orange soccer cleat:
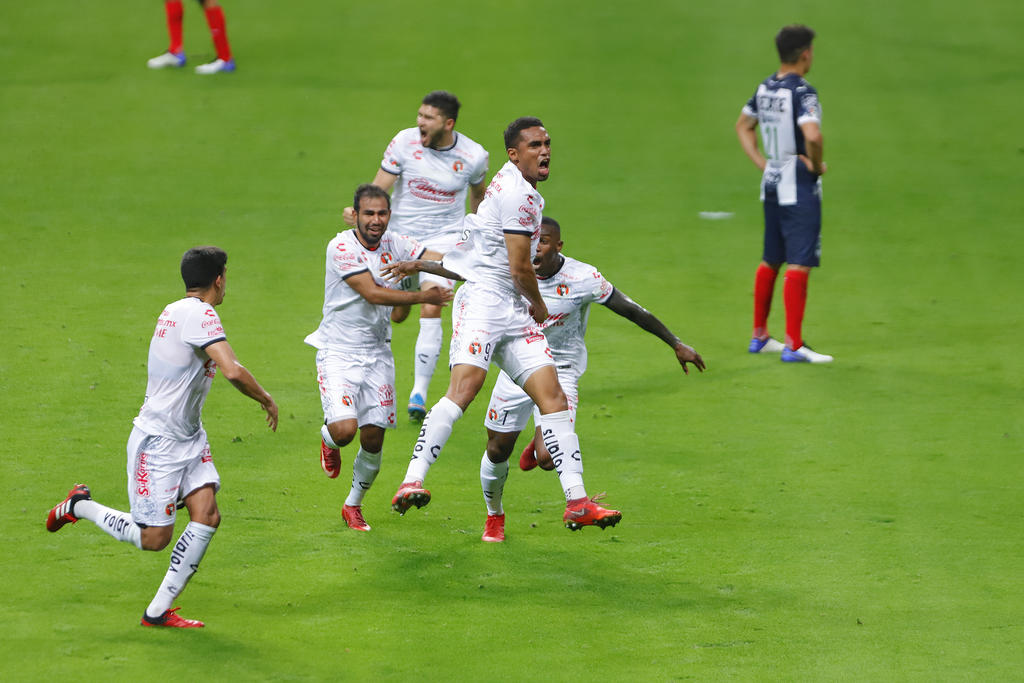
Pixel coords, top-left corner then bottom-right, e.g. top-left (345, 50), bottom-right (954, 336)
top-left (563, 493), bottom-right (622, 531)
top-left (46, 484), bottom-right (91, 532)
top-left (141, 607), bottom-right (204, 628)
top-left (391, 481), bottom-right (431, 515)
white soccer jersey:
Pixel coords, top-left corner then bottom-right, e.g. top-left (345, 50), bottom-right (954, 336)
top-left (741, 73), bottom-right (822, 205)
top-left (380, 128), bottom-right (489, 239)
top-left (443, 160), bottom-right (544, 296)
top-left (304, 229), bottom-right (426, 353)
top-left (133, 297), bottom-right (226, 441)
top-left (536, 255), bottom-right (614, 374)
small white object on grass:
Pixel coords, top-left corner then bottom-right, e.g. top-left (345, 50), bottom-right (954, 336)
top-left (698, 211), bottom-right (735, 220)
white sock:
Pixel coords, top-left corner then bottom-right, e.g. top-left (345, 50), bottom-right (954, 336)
top-left (75, 499), bottom-right (142, 549)
top-left (321, 424), bottom-right (340, 449)
top-left (404, 396), bottom-right (463, 483)
top-left (411, 318), bottom-right (443, 399)
top-left (345, 448), bottom-right (382, 507)
top-left (538, 410), bottom-right (587, 502)
top-left (480, 454), bottom-right (508, 516)
top-left (144, 521), bottom-right (216, 619)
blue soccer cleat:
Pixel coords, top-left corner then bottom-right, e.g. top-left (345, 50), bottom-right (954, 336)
top-left (781, 344), bottom-right (834, 363)
top-left (749, 336), bottom-right (785, 353)
top-left (407, 392), bottom-right (426, 421)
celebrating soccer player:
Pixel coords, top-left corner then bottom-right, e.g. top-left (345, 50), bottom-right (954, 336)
top-left (46, 247), bottom-right (278, 628)
top-left (305, 184), bottom-right (451, 531)
top-left (342, 91), bottom-right (489, 421)
top-left (736, 24), bottom-right (833, 363)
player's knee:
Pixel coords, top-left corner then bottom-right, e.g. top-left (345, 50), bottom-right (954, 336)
top-left (359, 429), bottom-right (385, 454)
top-left (327, 420), bottom-right (357, 447)
top-left (391, 305), bottom-right (411, 323)
top-left (140, 526), bottom-right (172, 551)
top-left (486, 434), bottom-right (515, 462)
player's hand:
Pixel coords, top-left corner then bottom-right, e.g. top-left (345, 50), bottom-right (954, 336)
top-left (422, 287), bottom-right (453, 306)
top-left (799, 155), bottom-right (827, 176)
top-left (674, 343), bottom-right (705, 375)
top-left (381, 260), bottom-right (416, 282)
top-left (529, 301), bottom-right (549, 324)
top-left (342, 206), bottom-right (357, 227)
top-left (262, 396), bottom-right (279, 432)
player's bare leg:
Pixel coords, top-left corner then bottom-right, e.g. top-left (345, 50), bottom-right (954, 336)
top-left (393, 364), bottom-right (486, 514)
top-left (523, 366), bottom-right (621, 531)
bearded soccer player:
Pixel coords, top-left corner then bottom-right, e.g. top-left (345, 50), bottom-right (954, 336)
top-left (147, 0), bottom-right (236, 74)
top-left (306, 184), bottom-right (451, 531)
top-left (736, 24), bottom-right (833, 363)
top-left (484, 217), bottom-right (704, 484)
top-left (343, 91), bottom-right (489, 421)
top-left (46, 247), bottom-right (278, 627)
top-left (387, 117), bottom-right (622, 542)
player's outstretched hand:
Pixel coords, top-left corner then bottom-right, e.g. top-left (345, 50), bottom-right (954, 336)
top-left (674, 343), bottom-right (705, 375)
top-left (381, 260), bottom-right (417, 283)
top-left (423, 287), bottom-right (453, 306)
top-left (262, 396), bottom-right (279, 432)
top-left (342, 206), bottom-right (358, 227)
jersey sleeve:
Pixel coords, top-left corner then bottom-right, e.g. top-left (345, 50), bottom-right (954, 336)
top-left (183, 304), bottom-right (226, 349)
top-left (380, 132), bottom-right (404, 176)
top-left (741, 87), bottom-right (759, 117)
top-left (587, 269), bottom-right (615, 304)
top-left (499, 188), bottom-right (540, 235)
top-left (470, 149), bottom-right (489, 186)
top-left (331, 237), bottom-right (369, 280)
top-left (394, 232), bottom-right (427, 261)
top-left (795, 85), bottom-right (821, 126)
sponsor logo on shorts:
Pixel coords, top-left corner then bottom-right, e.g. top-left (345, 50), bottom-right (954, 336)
top-left (556, 283), bottom-right (570, 296)
top-left (136, 452), bottom-right (151, 497)
top-left (525, 333), bottom-right (545, 344)
top-left (468, 341), bottom-right (482, 355)
top-left (201, 445), bottom-right (212, 464)
top-left (488, 408), bottom-right (498, 421)
top-left (378, 385), bottom-right (395, 408)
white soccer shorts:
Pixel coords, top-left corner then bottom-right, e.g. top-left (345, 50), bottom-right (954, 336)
top-left (484, 367), bottom-right (579, 433)
top-left (126, 425), bottom-right (221, 528)
top-left (316, 348), bottom-right (398, 429)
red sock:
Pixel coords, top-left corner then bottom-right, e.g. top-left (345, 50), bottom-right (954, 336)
top-left (753, 263), bottom-right (778, 338)
top-left (783, 269), bottom-right (809, 350)
top-left (165, 1), bottom-right (184, 54)
top-left (204, 6), bottom-right (232, 61)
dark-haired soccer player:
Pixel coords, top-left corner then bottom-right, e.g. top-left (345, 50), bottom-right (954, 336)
top-left (46, 246), bottom-right (278, 628)
top-left (343, 91), bottom-right (489, 421)
top-left (147, 0), bottom-right (236, 74)
top-left (306, 184), bottom-right (451, 531)
top-left (388, 118), bottom-right (622, 542)
top-left (736, 24), bottom-right (833, 363)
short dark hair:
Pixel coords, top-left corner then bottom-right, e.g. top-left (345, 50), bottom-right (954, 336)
top-left (353, 183), bottom-right (391, 212)
top-left (504, 117), bottom-right (545, 150)
top-left (181, 246), bottom-right (227, 290)
top-left (776, 25), bottom-right (815, 63)
top-left (540, 216), bottom-right (561, 237)
top-left (422, 90), bottom-right (461, 122)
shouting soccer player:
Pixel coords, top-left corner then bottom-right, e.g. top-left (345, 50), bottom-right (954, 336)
top-left (736, 24), bottom-right (833, 363)
top-left (343, 91), bottom-right (489, 421)
top-left (46, 247), bottom-right (278, 627)
top-left (306, 184), bottom-right (451, 531)
top-left (387, 117), bottom-right (622, 542)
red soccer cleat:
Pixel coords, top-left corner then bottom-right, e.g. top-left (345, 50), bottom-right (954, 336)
top-left (46, 484), bottom-right (91, 532)
top-left (518, 439), bottom-right (538, 471)
top-left (140, 607), bottom-right (204, 628)
top-left (321, 439), bottom-right (341, 479)
top-left (342, 504), bottom-right (371, 531)
top-left (391, 480), bottom-right (431, 515)
top-left (482, 513), bottom-right (505, 543)
top-left (563, 493), bottom-right (622, 531)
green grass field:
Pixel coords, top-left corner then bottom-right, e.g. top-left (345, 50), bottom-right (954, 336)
top-left (2, 0), bottom-right (1022, 679)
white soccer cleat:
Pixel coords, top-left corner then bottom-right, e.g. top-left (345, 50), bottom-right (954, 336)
top-left (781, 345), bottom-right (834, 363)
top-left (147, 51), bottom-right (186, 69)
top-left (194, 58), bottom-right (236, 75)
top-left (749, 336), bottom-right (785, 354)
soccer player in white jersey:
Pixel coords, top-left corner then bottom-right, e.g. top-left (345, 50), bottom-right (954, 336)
top-left (306, 184), bottom-right (452, 531)
top-left (736, 24), bottom-right (833, 363)
top-left (386, 117), bottom-right (622, 542)
top-left (45, 247), bottom-right (278, 628)
top-left (484, 216), bottom-right (704, 480)
top-left (342, 91), bottom-right (489, 421)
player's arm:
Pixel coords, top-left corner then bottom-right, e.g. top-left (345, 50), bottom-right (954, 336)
top-left (735, 112), bottom-right (766, 172)
top-left (602, 289), bottom-right (706, 374)
top-left (799, 121), bottom-right (826, 175)
top-left (469, 180), bottom-right (487, 213)
top-left (381, 258), bottom-right (464, 283)
top-left (345, 270), bottom-right (452, 307)
top-left (504, 232), bottom-right (547, 324)
top-left (204, 340), bottom-right (279, 430)
top-left (343, 170), bottom-right (401, 227)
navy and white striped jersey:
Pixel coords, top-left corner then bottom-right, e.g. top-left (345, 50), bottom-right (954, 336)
top-left (742, 73), bottom-right (822, 205)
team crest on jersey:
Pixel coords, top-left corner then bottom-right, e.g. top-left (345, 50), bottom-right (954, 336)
top-left (165, 503), bottom-right (175, 516)
top-left (488, 408), bottom-right (498, 421)
top-left (468, 341), bottom-right (482, 355)
top-left (556, 283), bottom-right (570, 296)
top-left (380, 252), bottom-right (394, 265)
top-left (452, 160), bottom-right (464, 172)
top-left (378, 385), bottom-right (395, 408)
